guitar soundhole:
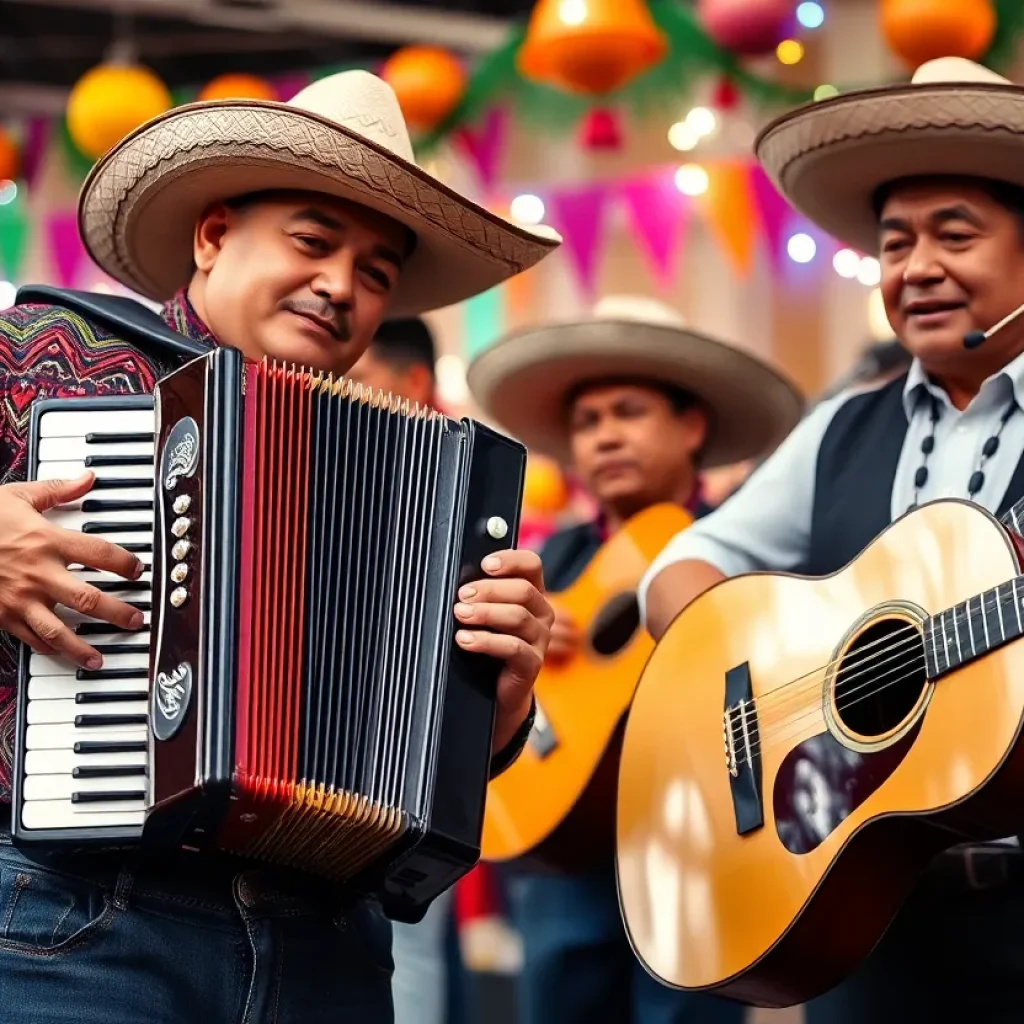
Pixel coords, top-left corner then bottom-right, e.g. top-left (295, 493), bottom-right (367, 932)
top-left (590, 592), bottom-right (641, 656)
top-left (833, 617), bottom-right (926, 740)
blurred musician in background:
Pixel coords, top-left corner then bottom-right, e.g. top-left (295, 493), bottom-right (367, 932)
top-left (0, 70), bottom-right (560, 1022)
top-left (466, 295), bottom-right (802, 1024)
top-left (349, 316), bottom-right (438, 412)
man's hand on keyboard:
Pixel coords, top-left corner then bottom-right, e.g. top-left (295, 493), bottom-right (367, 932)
top-left (0, 473), bottom-right (146, 668)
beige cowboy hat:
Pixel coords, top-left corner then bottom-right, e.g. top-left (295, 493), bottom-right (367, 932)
top-left (77, 70), bottom-right (561, 317)
top-left (756, 56), bottom-right (1024, 255)
top-left (465, 295), bottom-right (804, 468)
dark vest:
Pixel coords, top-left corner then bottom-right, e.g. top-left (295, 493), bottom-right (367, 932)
top-left (804, 373), bottom-right (1024, 577)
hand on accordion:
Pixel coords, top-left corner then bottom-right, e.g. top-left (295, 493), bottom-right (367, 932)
top-left (453, 547), bottom-right (553, 755)
top-left (0, 473), bottom-right (146, 669)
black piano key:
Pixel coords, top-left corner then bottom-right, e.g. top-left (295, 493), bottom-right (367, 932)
top-left (89, 581), bottom-right (151, 593)
top-left (74, 713), bottom-right (148, 728)
top-left (82, 499), bottom-right (154, 513)
top-left (82, 521), bottom-right (151, 534)
top-left (118, 542), bottom-right (152, 553)
top-left (89, 644), bottom-right (150, 655)
top-left (75, 691), bottom-right (148, 704)
top-left (74, 740), bottom-right (147, 754)
top-left (85, 432), bottom-right (155, 444)
top-left (76, 668), bottom-right (149, 682)
top-left (71, 789), bottom-right (146, 804)
top-left (73, 765), bottom-right (147, 779)
top-left (75, 623), bottom-right (149, 637)
top-left (85, 455), bottom-right (154, 467)
top-left (88, 478), bottom-right (154, 491)
top-left (128, 601), bottom-right (152, 612)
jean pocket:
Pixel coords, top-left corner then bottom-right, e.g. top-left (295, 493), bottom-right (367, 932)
top-left (337, 899), bottom-right (394, 976)
top-left (0, 848), bottom-right (116, 957)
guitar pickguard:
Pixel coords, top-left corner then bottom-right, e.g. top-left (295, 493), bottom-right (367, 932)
top-left (773, 721), bottom-right (921, 855)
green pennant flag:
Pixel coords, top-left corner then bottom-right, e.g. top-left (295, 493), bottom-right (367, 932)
top-left (462, 284), bottom-right (506, 360)
top-left (0, 202), bottom-right (30, 281)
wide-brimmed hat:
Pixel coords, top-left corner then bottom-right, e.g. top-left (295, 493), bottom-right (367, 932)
top-left (465, 295), bottom-right (804, 468)
top-left (77, 70), bottom-right (561, 317)
top-left (756, 57), bottom-right (1024, 255)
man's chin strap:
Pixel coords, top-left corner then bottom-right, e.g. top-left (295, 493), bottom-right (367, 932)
top-left (15, 285), bottom-right (209, 361)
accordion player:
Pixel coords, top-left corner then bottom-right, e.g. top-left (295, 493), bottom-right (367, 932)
top-left (11, 345), bottom-right (527, 923)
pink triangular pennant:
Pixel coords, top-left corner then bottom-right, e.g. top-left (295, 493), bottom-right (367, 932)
top-left (272, 72), bottom-right (311, 102)
top-left (46, 211), bottom-right (87, 288)
top-left (619, 171), bottom-right (691, 292)
top-left (454, 108), bottom-right (508, 195)
top-left (548, 184), bottom-right (611, 298)
top-left (749, 165), bottom-right (792, 270)
top-left (20, 118), bottom-right (50, 188)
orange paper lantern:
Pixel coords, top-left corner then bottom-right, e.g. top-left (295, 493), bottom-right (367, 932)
top-left (198, 73), bottom-right (277, 102)
top-left (880, 0), bottom-right (996, 69)
top-left (523, 455), bottom-right (570, 516)
top-left (380, 46), bottom-right (466, 134)
top-left (0, 128), bottom-right (18, 182)
top-left (517, 0), bottom-right (668, 96)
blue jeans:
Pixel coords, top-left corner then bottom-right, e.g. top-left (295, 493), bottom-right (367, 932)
top-left (390, 884), bottom-right (453, 1024)
top-left (0, 828), bottom-right (394, 1023)
top-left (506, 868), bottom-right (747, 1024)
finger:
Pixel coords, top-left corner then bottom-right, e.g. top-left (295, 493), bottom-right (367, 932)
top-left (12, 473), bottom-right (95, 513)
top-left (456, 630), bottom-right (542, 680)
top-left (477, 549), bottom-right (545, 589)
top-left (1, 618), bottom-right (57, 657)
top-left (23, 604), bottom-right (103, 670)
top-left (456, 578), bottom-right (551, 623)
top-left (49, 575), bottom-right (145, 633)
top-left (454, 601), bottom-right (543, 643)
top-left (61, 532), bottom-right (145, 580)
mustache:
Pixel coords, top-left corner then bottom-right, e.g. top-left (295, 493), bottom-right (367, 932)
top-left (282, 298), bottom-right (351, 342)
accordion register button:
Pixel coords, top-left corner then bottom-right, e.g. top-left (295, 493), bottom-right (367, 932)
top-left (171, 517), bottom-right (191, 538)
top-left (171, 539), bottom-right (191, 561)
top-left (170, 587), bottom-right (189, 608)
top-left (170, 563), bottom-right (189, 584)
top-left (486, 516), bottom-right (509, 541)
top-left (172, 494), bottom-right (191, 515)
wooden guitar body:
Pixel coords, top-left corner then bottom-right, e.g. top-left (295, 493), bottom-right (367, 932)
top-left (616, 499), bottom-right (1024, 1007)
top-left (482, 503), bottom-right (692, 871)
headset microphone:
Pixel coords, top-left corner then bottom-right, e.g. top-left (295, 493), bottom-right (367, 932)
top-left (963, 299), bottom-right (1024, 349)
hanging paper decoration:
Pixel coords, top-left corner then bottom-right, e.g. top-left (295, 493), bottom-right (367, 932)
top-left (380, 46), bottom-right (466, 134)
top-left (0, 128), bottom-right (18, 182)
top-left (46, 211), bottom-right (87, 288)
top-left (548, 184), bottom-right (611, 296)
top-left (620, 170), bottom-right (691, 291)
top-left (523, 455), bottom-right (570, 515)
top-left (748, 165), bottom-right (792, 269)
top-left (66, 63), bottom-right (172, 160)
top-left (696, 0), bottom-right (794, 56)
top-left (453, 108), bottom-right (508, 194)
top-left (517, 0), bottom-right (669, 96)
top-left (19, 119), bottom-right (50, 188)
top-left (711, 76), bottom-right (741, 112)
top-left (579, 108), bottom-right (623, 150)
top-left (880, 0), bottom-right (996, 68)
top-left (198, 73), bottom-right (277, 102)
top-left (693, 160), bottom-right (758, 278)
top-left (0, 201), bottom-right (30, 281)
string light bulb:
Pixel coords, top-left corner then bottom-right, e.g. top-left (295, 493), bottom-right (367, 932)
top-left (796, 1), bottom-right (825, 29)
top-left (675, 164), bottom-right (709, 196)
top-left (787, 233), bottom-right (817, 263)
top-left (776, 39), bottom-right (805, 65)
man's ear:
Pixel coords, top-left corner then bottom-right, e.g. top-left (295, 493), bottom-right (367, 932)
top-left (193, 202), bottom-right (232, 274)
top-left (680, 404), bottom-right (710, 459)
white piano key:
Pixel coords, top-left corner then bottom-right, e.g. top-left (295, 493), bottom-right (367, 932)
top-left (21, 801), bottom-right (146, 831)
top-left (26, 723), bottom-right (147, 750)
top-left (38, 438), bottom-right (153, 463)
top-left (54, 607), bottom-right (151, 629)
top-left (72, 569), bottom-right (152, 584)
top-left (27, 699), bottom-right (148, 725)
top-left (24, 773), bottom-right (147, 801)
top-left (30, 652), bottom-right (150, 677)
top-left (43, 489), bottom-right (156, 511)
top-left (68, 552), bottom-right (153, 570)
top-left (37, 461), bottom-right (156, 480)
top-left (24, 748), bottom-right (148, 775)
top-left (28, 676), bottom-right (150, 700)
top-left (46, 508), bottom-right (154, 531)
top-left (38, 409), bottom-right (155, 437)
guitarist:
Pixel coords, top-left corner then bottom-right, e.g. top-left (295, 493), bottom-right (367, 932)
top-left (466, 294), bottom-right (802, 1024)
top-left (641, 57), bottom-right (1024, 1024)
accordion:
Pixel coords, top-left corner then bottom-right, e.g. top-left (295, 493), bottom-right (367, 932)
top-left (12, 346), bottom-right (526, 921)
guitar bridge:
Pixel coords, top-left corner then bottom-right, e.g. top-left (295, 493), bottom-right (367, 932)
top-left (724, 662), bottom-right (763, 835)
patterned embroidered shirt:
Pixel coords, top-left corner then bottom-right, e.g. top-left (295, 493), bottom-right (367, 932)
top-left (0, 289), bottom-right (213, 802)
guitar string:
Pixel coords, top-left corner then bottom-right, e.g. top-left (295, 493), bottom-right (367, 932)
top-left (725, 582), bottom-right (1019, 718)
top-left (723, 585), bottom-right (1019, 760)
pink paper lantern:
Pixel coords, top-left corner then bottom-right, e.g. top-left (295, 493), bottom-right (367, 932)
top-left (697, 0), bottom-right (794, 55)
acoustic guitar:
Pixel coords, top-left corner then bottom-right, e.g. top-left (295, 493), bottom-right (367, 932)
top-left (617, 498), bottom-right (1024, 1008)
top-left (482, 503), bottom-right (692, 872)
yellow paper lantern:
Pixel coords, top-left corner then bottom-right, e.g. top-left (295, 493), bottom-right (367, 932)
top-left (0, 128), bottom-right (18, 182)
top-left (517, 0), bottom-right (668, 96)
top-left (880, 0), bottom-right (996, 69)
top-left (67, 63), bottom-right (172, 160)
top-left (380, 46), bottom-right (466, 134)
top-left (523, 454), bottom-right (570, 516)
top-left (198, 73), bottom-right (278, 102)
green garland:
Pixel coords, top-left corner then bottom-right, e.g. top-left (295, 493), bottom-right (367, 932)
top-left (418, 0), bottom-right (1024, 152)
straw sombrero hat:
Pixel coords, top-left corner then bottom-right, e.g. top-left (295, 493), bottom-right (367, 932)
top-left (465, 295), bottom-right (804, 468)
top-left (756, 57), bottom-right (1024, 255)
top-left (77, 70), bottom-right (561, 317)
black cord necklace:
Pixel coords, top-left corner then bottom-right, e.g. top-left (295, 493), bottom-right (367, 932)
top-left (908, 394), bottom-right (1019, 513)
